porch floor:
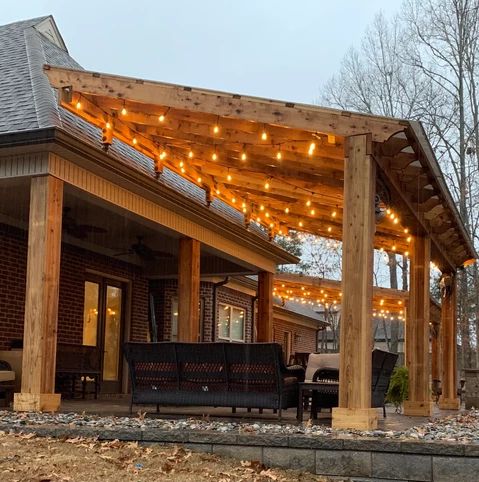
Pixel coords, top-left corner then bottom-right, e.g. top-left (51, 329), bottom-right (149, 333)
top-left (58, 396), bottom-right (459, 432)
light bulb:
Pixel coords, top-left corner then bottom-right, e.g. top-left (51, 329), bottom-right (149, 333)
top-left (404, 228), bottom-right (409, 234)
top-left (132, 137), bottom-right (138, 145)
top-left (241, 152), bottom-right (247, 161)
top-left (232, 197), bottom-right (236, 203)
top-left (159, 114), bottom-right (165, 122)
top-left (105, 122), bottom-right (111, 129)
top-left (310, 209), bottom-right (315, 215)
top-left (121, 107), bottom-right (127, 116)
top-left (260, 205), bottom-right (265, 211)
top-left (332, 211), bottom-right (337, 218)
top-left (308, 142), bottom-right (316, 155)
top-left (227, 173), bottom-right (232, 181)
top-left (181, 167), bottom-right (185, 173)
top-left (179, 161), bottom-right (184, 168)
top-left (212, 152), bottom-right (218, 161)
top-left (76, 101), bottom-right (82, 110)
top-left (160, 151), bottom-right (167, 159)
top-left (197, 177), bottom-right (202, 183)
top-left (407, 236), bottom-right (412, 242)
top-left (213, 125), bottom-right (220, 134)
top-left (298, 221), bottom-right (303, 227)
top-left (327, 226), bottom-right (332, 233)
top-left (284, 207), bottom-right (290, 214)
top-left (261, 131), bottom-right (268, 141)
top-left (264, 181), bottom-right (270, 190)
top-left (306, 199), bottom-right (311, 207)
top-left (216, 189), bottom-right (221, 195)
top-left (276, 151), bottom-right (282, 160)
top-left (188, 150), bottom-right (194, 158)
top-left (392, 245), bottom-right (397, 251)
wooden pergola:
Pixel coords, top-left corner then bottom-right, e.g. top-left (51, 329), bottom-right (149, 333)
top-left (40, 65), bottom-right (475, 429)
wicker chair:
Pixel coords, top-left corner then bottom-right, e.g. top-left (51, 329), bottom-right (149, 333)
top-left (308, 349), bottom-right (398, 418)
top-left (123, 342), bottom-right (305, 417)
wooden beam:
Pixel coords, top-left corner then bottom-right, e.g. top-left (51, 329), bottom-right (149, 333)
top-left (14, 176), bottom-right (63, 412)
top-left (404, 235), bottom-right (433, 416)
top-left (177, 237), bottom-right (201, 342)
top-left (332, 134), bottom-right (378, 430)
top-left (44, 65), bottom-right (406, 141)
top-left (439, 273), bottom-right (460, 409)
top-left (257, 271), bottom-right (274, 342)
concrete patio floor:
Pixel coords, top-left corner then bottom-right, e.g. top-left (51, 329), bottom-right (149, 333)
top-left (58, 396), bottom-right (461, 432)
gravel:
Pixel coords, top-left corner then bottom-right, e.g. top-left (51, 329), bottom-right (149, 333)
top-left (0, 409), bottom-right (478, 444)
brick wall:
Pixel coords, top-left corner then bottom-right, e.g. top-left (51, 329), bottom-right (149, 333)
top-left (0, 223), bottom-right (149, 350)
top-left (273, 317), bottom-right (317, 360)
top-left (150, 280), bottom-right (253, 342)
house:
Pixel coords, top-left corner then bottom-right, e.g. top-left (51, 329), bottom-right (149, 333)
top-left (0, 16), bottom-right (323, 403)
top-left (1, 15), bottom-right (474, 429)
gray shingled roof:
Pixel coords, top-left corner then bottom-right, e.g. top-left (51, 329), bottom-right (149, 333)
top-left (0, 16), bottom-right (257, 230)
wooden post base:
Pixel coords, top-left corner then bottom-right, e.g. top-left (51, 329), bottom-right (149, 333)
top-left (13, 393), bottom-right (61, 412)
top-left (403, 400), bottom-right (433, 417)
top-left (438, 397), bottom-right (461, 410)
top-left (331, 407), bottom-right (378, 430)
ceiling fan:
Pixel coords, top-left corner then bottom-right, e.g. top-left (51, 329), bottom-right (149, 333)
top-left (114, 236), bottom-right (173, 261)
top-left (62, 207), bottom-right (107, 239)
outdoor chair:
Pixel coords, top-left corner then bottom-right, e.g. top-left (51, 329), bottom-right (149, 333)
top-left (305, 349), bottom-right (398, 418)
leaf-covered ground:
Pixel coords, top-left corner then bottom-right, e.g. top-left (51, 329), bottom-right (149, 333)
top-left (0, 432), bottom-right (332, 481)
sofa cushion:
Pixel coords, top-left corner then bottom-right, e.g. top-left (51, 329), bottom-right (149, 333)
top-left (305, 353), bottom-right (339, 381)
top-left (0, 371), bottom-right (15, 382)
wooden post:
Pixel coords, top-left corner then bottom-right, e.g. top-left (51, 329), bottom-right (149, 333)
top-left (14, 176), bottom-right (63, 412)
top-left (439, 273), bottom-right (460, 409)
top-left (332, 134), bottom-right (378, 431)
top-left (404, 235), bottom-right (433, 416)
top-left (431, 319), bottom-right (441, 400)
top-left (256, 271), bottom-right (273, 342)
top-left (177, 237), bottom-right (200, 342)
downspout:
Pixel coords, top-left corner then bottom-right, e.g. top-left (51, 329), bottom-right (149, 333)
top-left (212, 277), bottom-right (229, 342)
top-left (251, 295), bottom-right (258, 342)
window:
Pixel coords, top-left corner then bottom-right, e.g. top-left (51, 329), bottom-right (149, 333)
top-left (83, 281), bottom-right (99, 346)
top-left (218, 303), bottom-right (245, 342)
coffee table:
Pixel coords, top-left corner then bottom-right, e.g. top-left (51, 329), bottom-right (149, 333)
top-left (296, 380), bottom-right (339, 421)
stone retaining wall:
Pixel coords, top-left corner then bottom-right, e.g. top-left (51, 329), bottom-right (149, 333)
top-left (1, 423), bottom-right (478, 481)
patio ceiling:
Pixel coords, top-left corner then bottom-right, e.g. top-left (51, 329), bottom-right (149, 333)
top-left (44, 65), bottom-right (476, 272)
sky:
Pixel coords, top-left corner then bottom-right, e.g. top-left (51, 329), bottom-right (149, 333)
top-left (2, 0), bottom-right (403, 104)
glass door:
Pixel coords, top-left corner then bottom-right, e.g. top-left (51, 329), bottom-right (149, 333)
top-left (82, 277), bottom-right (125, 393)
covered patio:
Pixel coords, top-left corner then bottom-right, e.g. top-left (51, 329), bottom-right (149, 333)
top-left (11, 63), bottom-right (474, 430)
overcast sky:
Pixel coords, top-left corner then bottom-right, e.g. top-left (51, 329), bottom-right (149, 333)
top-left (3, 1), bottom-right (402, 103)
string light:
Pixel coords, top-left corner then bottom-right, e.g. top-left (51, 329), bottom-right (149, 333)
top-left (227, 171), bottom-right (232, 182)
top-left (264, 179), bottom-right (270, 190)
top-left (132, 137), bottom-right (138, 145)
top-left (260, 205), bottom-right (265, 211)
top-left (179, 161), bottom-right (184, 168)
top-left (121, 106), bottom-right (127, 116)
top-left (310, 209), bottom-right (315, 215)
top-left (76, 101), bottom-right (82, 110)
top-left (105, 121), bottom-right (111, 129)
top-left (261, 129), bottom-right (268, 141)
top-left (212, 151), bottom-right (218, 161)
top-left (188, 150), bottom-right (194, 158)
top-left (276, 150), bottom-right (282, 160)
top-left (284, 207), bottom-right (290, 214)
top-left (298, 220), bottom-right (303, 227)
top-left (160, 150), bottom-right (167, 160)
top-left (232, 197), bottom-right (236, 203)
top-left (241, 150), bottom-right (247, 161)
top-left (159, 114), bottom-right (165, 122)
top-left (197, 176), bottom-right (202, 183)
top-left (306, 199), bottom-right (312, 207)
top-left (327, 226), bottom-right (332, 233)
top-left (332, 211), bottom-right (337, 218)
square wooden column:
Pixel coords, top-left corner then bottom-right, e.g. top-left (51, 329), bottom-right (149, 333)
top-left (14, 176), bottom-right (63, 412)
top-left (404, 235), bottom-right (433, 416)
top-left (439, 273), bottom-right (460, 409)
top-left (332, 133), bottom-right (378, 431)
top-left (178, 237), bottom-right (201, 342)
top-left (256, 271), bottom-right (273, 342)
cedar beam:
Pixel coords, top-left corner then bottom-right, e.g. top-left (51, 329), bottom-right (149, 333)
top-left (438, 273), bottom-right (460, 409)
top-left (257, 271), bottom-right (274, 342)
top-left (178, 237), bottom-right (201, 342)
top-left (14, 176), bottom-right (63, 412)
top-left (404, 235), bottom-right (433, 416)
top-left (332, 134), bottom-right (378, 430)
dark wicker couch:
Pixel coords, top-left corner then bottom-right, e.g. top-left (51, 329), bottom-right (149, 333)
top-left (123, 342), bottom-right (305, 417)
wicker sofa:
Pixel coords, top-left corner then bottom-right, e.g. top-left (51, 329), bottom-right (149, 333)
top-left (123, 342), bottom-right (305, 416)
